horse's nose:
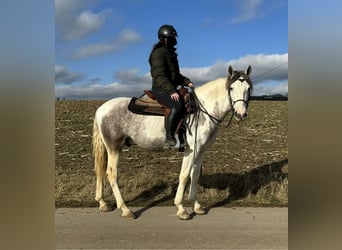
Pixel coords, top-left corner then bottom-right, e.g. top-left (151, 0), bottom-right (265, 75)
top-left (234, 110), bottom-right (248, 120)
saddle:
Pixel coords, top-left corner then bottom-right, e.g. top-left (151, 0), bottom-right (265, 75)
top-left (128, 87), bottom-right (195, 117)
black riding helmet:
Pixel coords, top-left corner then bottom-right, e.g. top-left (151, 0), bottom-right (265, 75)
top-left (158, 24), bottom-right (178, 39)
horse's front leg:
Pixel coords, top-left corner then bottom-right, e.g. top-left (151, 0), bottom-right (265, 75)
top-left (188, 152), bottom-right (207, 215)
top-left (174, 149), bottom-right (194, 220)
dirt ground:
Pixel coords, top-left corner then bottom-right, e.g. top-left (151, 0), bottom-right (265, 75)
top-left (56, 207), bottom-right (288, 249)
top-left (55, 100), bottom-right (288, 208)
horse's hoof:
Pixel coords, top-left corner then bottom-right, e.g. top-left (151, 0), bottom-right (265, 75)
top-left (122, 211), bottom-right (136, 220)
top-left (177, 211), bottom-right (191, 220)
top-left (99, 204), bottom-right (112, 212)
top-left (194, 207), bottom-right (207, 215)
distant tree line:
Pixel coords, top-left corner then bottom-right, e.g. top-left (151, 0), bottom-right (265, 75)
top-left (250, 94), bottom-right (288, 101)
top-left (55, 94), bottom-right (288, 101)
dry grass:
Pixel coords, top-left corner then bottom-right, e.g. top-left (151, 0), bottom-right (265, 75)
top-left (55, 100), bottom-right (288, 208)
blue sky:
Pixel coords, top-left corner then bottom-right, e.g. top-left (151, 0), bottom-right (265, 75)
top-left (55, 0), bottom-right (288, 99)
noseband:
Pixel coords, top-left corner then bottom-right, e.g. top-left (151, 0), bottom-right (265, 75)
top-left (231, 98), bottom-right (249, 108)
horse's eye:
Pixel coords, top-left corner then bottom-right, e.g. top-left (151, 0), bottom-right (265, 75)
top-left (229, 87), bottom-right (233, 91)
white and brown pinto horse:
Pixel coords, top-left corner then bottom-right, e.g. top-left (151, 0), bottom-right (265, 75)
top-left (92, 65), bottom-right (252, 220)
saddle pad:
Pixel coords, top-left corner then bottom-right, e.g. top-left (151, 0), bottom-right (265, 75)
top-left (128, 97), bottom-right (166, 116)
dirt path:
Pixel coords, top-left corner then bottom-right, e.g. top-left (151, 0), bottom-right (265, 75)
top-left (56, 206), bottom-right (288, 249)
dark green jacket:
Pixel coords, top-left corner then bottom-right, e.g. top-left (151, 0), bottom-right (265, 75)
top-left (149, 45), bottom-right (191, 95)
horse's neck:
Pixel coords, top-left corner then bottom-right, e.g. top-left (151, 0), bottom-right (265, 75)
top-left (195, 78), bottom-right (231, 121)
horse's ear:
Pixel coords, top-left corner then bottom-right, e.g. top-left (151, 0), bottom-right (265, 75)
top-left (228, 65), bottom-right (233, 76)
top-left (246, 65), bottom-right (252, 75)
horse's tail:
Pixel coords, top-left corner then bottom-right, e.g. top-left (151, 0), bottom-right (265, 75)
top-left (92, 117), bottom-right (107, 181)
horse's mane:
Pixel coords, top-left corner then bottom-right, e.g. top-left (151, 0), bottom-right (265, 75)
top-left (194, 77), bottom-right (227, 100)
top-left (194, 71), bottom-right (253, 99)
top-left (195, 77), bottom-right (226, 92)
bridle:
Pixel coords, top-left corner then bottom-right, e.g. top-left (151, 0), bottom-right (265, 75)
top-left (225, 75), bottom-right (252, 127)
top-left (229, 87), bottom-right (251, 109)
top-left (189, 78), bottom-right (251, 129)
top-left (225, 93), bottom-right (250, 128)
top-left (186, 69), bottom-right (252, 130)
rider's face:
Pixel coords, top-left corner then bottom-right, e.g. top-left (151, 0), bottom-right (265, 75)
top-left (167, 37), bottom-right (177, 48)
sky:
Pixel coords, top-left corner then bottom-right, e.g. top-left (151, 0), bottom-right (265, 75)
top-left (55, 0), bottom-right (288, 100)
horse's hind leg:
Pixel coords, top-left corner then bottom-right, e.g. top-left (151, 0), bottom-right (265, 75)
top-left (106, 149), bottom-right (135, 219)
top-left (94, 140), bottom-right (111, 212)
top-left (95, 174), bottom-right (111, 212)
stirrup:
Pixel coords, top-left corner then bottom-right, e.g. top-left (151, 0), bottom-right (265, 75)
top-left (164, 138), bottom-right (177, 149)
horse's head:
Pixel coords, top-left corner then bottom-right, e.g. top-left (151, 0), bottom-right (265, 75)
top-left (226, 65), bottom-right (253, 121)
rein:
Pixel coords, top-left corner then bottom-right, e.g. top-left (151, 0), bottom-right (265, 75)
top-left (190, 90), bottom-right (245, 129)
top-left (224, 98), bottom-right (250, 128)
top-left (192, 92), bottom-right (223, 125)
top-left (184, 90), bottom-right (234, 174)
top-left (185, 86), bottom-right (250, 138)
top-left (183, 76), bottom-right (250, 174)
top-left (184, 90), bottom-right (234, 144)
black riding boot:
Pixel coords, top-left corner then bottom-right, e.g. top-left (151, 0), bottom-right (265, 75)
top-left (178, 122), bottom-right (189, 150)
top-left (164, 108), bottom-right (177, 149)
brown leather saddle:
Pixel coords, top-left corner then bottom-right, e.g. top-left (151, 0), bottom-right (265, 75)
top-left (128, 87), bottom-right (194, 117)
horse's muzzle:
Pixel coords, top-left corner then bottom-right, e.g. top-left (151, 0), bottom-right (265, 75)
top-left (234, 109), bottom-right (248, 121)
top-left (232, 99), bottom-right (249, 121)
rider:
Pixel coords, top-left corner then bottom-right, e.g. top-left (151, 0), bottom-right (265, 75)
top-left (149, 24), bottom-right (194, 148)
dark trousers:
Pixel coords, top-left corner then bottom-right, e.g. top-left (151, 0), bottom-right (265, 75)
top-left (152, 87), bottom-right (183, 136)
top-left (151, 87), bottom-right (183, 114)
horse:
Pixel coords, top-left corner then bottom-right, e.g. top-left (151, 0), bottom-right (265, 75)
top-left (92, 65), bottom-right (253, 220)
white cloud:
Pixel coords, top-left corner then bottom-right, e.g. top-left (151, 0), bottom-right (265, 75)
top-left (72, 29), bottom-right (142, 59)
top-left (55, 53), bottom-right (288, 99)
top-left (271, 81), bottom-right (288, 95)
top-left (203, 0), bottom-right (286, 26)
top-left (227, 53), bottom-right (288, 82)
top-left (182, 53), bottom-right (288, 85)
top-left (55, 65), bottom-right (84, 84)
top-left (114, 68), bottom-right (148, 85)
top-left (230, 0), bottom-right (264, 24)
top-left (55, 0), bottom-right (106, 41)
top-left (55, 80), bottom-right (151, 100)
top-left (253, 80), bottom-right (288, 96)
top-left (55, 67), bottom-right (152, 99)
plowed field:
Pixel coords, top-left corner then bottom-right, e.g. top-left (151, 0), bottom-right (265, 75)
top-left (55, 100), bottom-right (288, 208)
